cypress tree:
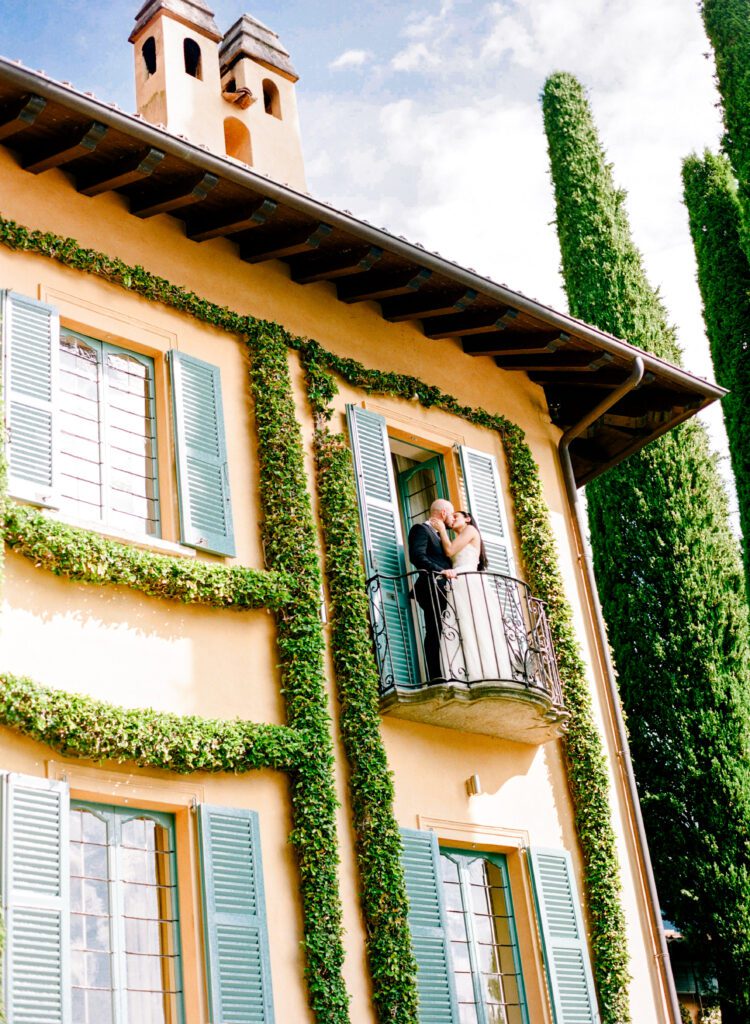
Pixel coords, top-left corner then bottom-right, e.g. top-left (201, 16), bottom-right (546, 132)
top-left (701, 0), bottom-right (750, 263)
top-left (682, 151), bottom-right (750, 594)
top-left (543, 72), bottom-right (750, 1022)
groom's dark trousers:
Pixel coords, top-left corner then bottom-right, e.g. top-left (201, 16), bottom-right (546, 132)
top-left (408, 522), bottom-right (453, 682)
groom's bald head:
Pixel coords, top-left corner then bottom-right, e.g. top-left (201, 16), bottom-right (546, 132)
top-left (430, 499), bottom-right (454, 521)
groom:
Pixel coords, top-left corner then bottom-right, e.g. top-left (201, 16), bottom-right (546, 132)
top-left (408, 499), bottom-right (457, 682)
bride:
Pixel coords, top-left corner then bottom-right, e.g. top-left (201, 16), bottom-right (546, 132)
top-left (434, 511), bottom-right (512, 682)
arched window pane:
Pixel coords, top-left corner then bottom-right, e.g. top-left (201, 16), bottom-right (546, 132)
top-left (440, 850), bottom-right (529, 1024)
top-left (70, 804), bottom-right (182, 1024)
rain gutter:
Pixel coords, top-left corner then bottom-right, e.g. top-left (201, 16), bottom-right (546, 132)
top-left (559, 356), bottom-right (681, 1024)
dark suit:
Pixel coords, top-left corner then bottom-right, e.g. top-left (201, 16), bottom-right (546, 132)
top-left (408, 522), bottom-right (452, 681)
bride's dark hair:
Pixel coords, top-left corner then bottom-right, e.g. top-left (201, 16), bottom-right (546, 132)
top-left (456, 511), bottom-right (489, 571)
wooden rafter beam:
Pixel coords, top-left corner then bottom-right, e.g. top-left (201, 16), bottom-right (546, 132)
top-left (380, 288), bottom-right (478, 322)
top-left (289, 245), bottom-right (384, 284)
top-left (463, 330), bottom-right (570, 356)
top-left (24, 121), bottom-right (108, 174)
top-left (496, 351), bottom-right (614, 372)
top-left (0, 94), bottom-right (46, 142)
top-left (77, 147), bottom-right (165, 197)
top-left (337, 268), bottom-right (432, 304)
top-left (422, 306), bottom-right (519, 339)
top-left (131, 172), bottom-right (219, 218)
top-left (240, 223), bottom-right (333, 263)
top-left (187, 198), bottom-right (278, 241)
top-left (531, 370), bottom-right (633, 387)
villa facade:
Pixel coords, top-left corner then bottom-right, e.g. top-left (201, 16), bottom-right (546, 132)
top-left (0, 3), bottom-right (722, 1022)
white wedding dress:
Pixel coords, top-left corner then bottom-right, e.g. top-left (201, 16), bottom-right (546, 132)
top-left (439, 545), bottom-right (513, 683)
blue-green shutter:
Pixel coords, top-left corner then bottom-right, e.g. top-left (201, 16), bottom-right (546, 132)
top-left (347, 404), bottom-right (420, 689)
top-left (0, 773), bottom-right (71, 1024)
top-left (528, 848), bottom-right (600, 1024)
top-left (459, 446), bottom-right (514, 576)
top-left (198, 805), bottom-right (274, 1024)
top-left (400, 828), bottom-right (459, 1023)
top-left (169, 351), bottom-right (235, 556)
top-left (1, 291), bottom-right (59, 506)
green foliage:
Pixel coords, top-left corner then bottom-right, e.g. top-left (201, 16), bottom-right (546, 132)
top-left (248, 327), bottom-right (350, 1022)
top-left (3, 502), bottom-right (290, 609)
top-left (682, 151), bottom-right (750, 596)
top-left (308, 416), bottom-right (420, 1023)
top-left (0, 671), bottom-right (304, 771)
top-left (300, 338), bottom-right (631, 1023)
top-left (0, 211), bottom-right (633, 1023)
top-left (701, 0), bottom-right (750, 266)
top-left (544, 71), bottom-right (750, 1021)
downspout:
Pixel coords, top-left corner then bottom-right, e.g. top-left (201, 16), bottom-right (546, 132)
top-left (558, 356), bottom-right (682, 1024)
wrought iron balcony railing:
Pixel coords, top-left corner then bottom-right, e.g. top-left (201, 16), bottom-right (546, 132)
top-left (366, 569), bottom-right (564, 708)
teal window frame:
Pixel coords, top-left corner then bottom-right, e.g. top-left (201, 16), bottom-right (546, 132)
top-left (70, 800), bottom-right (185, 1024)
top-left (59, 328), bottom-right (161, 537)
top-left (440, 846), bottom-right (530, 1024)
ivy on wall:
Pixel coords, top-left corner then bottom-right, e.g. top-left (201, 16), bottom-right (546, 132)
top-left (248, 325), bottom-right (350, 1021)
top-left (0, 671), bottom-right (304, 772)
top-left (4, 502), bottom-right (290, 609)
top-left (0, 213), bottom-right (630, 1021)
top-left (310, 421), bottom-right (420, 1022)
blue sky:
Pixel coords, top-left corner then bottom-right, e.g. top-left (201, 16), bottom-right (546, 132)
top-left (0, 0), bottom-right (735, 492)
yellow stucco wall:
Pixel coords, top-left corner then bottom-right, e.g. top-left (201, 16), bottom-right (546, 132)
top-left (0, 144), bottom-right (669, 1023)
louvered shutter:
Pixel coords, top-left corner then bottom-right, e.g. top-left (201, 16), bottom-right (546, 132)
top-left (459, 446), bottom-right (514, 576)
top-left (400, 828), bottom-right (458, 1024)
top-left (0, 773), bottom-right (71, 1024)
top-left (169, 351), bottom-right (235, 556)
top-left (528, 848), bottom-right (600, 1024)
top-left (346, 404), bottom-right (420, 689)
top-left (198, 805), bottom-right (274, 1024)
top-left (1, 291), bottom-right (59, 506)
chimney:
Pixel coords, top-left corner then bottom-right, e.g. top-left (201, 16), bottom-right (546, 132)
top-left (130, 3), bottom-right (306, 190)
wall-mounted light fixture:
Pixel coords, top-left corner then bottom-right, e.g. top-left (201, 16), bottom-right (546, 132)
top-left (466, 774), bottom-right (481, 796)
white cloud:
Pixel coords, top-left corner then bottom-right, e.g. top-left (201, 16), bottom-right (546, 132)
top-left (329, 49), bottom-right (371, 71)
top-left (391, 42), bottom-right (439, 72)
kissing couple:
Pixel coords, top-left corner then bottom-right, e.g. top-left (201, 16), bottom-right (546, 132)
top-left (408, 499), bottom-right (510, 684)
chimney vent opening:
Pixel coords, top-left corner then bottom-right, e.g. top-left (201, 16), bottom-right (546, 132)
top-left (224, 117), bottom-right (253, 165)
top-left (262, 79), bottom-right (281, 119)
top-left (142, 36), bottom-right (157, 75)
top-left (183, 38), bottom-right (202, 79)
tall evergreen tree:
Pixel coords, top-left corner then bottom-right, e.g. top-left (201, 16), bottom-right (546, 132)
top-left (701, 0), bottom-right (750, 264)
top-left (543, 72), bottom-right (750, 1022)
top-left (683, 151), bottom-right (750, 593)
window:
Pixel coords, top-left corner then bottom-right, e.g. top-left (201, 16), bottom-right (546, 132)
top-left (60, 331), bottom-right (159, 536)
top-left (0, 773), bottom-right (276, 1024)
top-left (440, 849), bottom-right (528, 1024)
top-left (2, 290), bottom-right (236, 556)
top-left (70, 803), bottom-right (182, 1024)
top-left (183, 38), bottom-right (202, 79)
top-left (401, 829), bottom-right (601, 1024)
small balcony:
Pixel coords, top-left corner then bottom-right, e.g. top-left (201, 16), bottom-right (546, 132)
top-left (366, 570), bottom-right (569, 744)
